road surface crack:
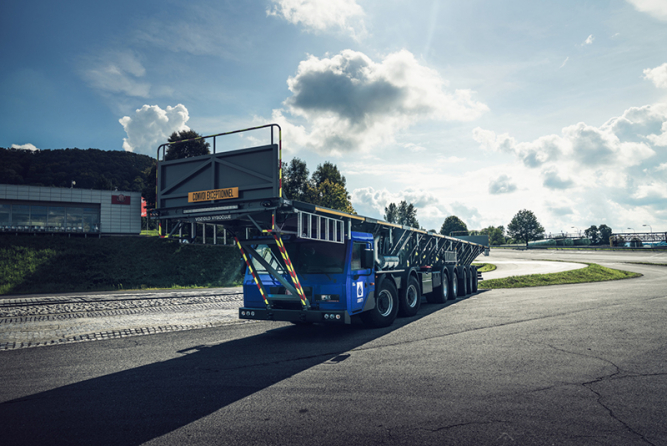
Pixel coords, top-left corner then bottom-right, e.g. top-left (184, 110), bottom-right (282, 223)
top-left (534, 343), bottom-right (657, 446)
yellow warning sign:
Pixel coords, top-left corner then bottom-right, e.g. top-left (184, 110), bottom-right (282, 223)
top-left (188, 187), bottom-right (239, 203)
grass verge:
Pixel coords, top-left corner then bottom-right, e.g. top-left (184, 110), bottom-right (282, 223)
top-left (479, 263), bottom-right (641, 289)
top-left (0, 235), bottom-right (243, 295)
top-left (472, 263), bottom-right (497, 273)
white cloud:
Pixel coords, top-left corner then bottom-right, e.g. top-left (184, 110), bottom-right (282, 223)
top-left (119, 104), bottom-right (190, 155)
top-left (488, 175), bottom-right (517, 194)
top-left (350, 185), bottom-right (483, 230)
top-left (582, 34), bottom-right (595, 46)
top-left (275, 49), bottom-right (488, 155)
top-left (559, 57), bottom-right (569, 68)
top-left (11, 143), bottom-right (39, 152)
top-left (472, 100), bottom-right (667, 231)
top-left (475, 104), bottom-right (665, 171)
top-left (626, 0), bottom-right (667, 21)
top-left (351, 186), bottom-right (441, 217)
top-left (643, 63), bottom-right (667, 89)
top-left (10, 143), bottom-right (39, 151)
top-left (268, 0), bottom-right (366, 38)
top-left (648, 122), bottom-right (667, 146)
top-left (542, 168), bottom-right (574, 190)
top-left (81, 50), bottom-right (150, 98)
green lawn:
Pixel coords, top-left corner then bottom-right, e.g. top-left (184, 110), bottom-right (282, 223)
top-left (472, 262), bottom-right (497, 273)
top-left (479, 263), bottom-right (641, 289)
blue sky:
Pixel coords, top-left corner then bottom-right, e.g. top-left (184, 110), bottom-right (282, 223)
top-left (2, 0), bottom-right (667, 233)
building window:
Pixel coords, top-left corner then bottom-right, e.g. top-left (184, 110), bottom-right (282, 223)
top-left (83, 208), bottom-right (100, 232)
top-left (66, 207), bottom-right (84, 232)
top-left (48, 206), bottom-right (66, 230)
top-left (0, 202), bottom-right (101, 233)
top-left (13, 205), bottom-right (30, 227)
top-left (0, 204), bottom-right (9, 228)
top-left (31, 206), bottom-right (48, 229)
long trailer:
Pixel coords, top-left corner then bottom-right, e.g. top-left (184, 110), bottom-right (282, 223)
top-left (151, 124), bottom-right (488, 328)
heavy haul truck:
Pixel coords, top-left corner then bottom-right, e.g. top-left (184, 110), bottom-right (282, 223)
top-left (151, 124), bottom-right (488, 328)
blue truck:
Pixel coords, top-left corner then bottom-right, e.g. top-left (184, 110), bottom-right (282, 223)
top-left (152, 124), bottom-right (488, 328)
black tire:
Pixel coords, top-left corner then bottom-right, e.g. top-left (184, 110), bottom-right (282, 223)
top-left (398, 276), bottom-right (421, 317)
top-left (426, 271), bottom-right (449, 304)
top-left (450, 271), bottom-right (458, 300)
top-left (471, 266), bottom-right (478, 293)
top-left (458, 268), bottom-right (468, 297)
top-left (361, 280), bottom-right (399, 328)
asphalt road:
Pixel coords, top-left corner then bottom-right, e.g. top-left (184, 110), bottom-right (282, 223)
top-left (1, 250), bottom-right (666, 446)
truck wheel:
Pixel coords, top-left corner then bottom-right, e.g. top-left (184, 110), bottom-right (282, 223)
top-left (398, 276), bottom-right (421, 317)
top-left (450, 271), bottom-right (458, 300)
top-left (471, 266), bottom-right (478, 293)
top-left (458, 268), bottom-right (468, 296)
top-left (426, 271), bottom-right (448, 304)
top-left (361, 280), bottom-right (399, 328)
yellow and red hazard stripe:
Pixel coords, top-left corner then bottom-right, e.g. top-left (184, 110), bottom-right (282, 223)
top-left (234, 236), bottom-right (270, 306)
top-left (272, 234), bottom-right (307, 307)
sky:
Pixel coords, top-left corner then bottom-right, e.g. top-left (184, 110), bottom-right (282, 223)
top-left (2, 0), bottom-right (667, 234)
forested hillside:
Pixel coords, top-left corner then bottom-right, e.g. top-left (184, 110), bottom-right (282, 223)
top-left (0, 147), bottom-right (155, 192)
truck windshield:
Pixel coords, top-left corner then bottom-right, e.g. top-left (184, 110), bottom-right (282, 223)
top-left (250, 241), bottom-right (346, 275)
top-left (284, 241), bottom-right (346, 274)
top-left (250, 245), bottom-right (287, 274)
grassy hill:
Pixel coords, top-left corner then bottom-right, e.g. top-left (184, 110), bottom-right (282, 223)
top-left (0, 235), bottom-right (243, 295)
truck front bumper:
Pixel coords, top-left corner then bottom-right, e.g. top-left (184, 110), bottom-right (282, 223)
top-left (239, 307), bottom-right (352, 324)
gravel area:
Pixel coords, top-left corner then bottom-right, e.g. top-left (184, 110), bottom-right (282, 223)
top-left (0, 287), bottom-right (247, 350)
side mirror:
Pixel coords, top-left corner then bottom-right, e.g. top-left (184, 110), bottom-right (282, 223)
top-left (361, 247), bottom-right (374, 269)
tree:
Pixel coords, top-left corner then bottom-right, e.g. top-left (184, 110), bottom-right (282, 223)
top-left (164, 130), bottom-right (210, 161)
top-left (142, 163), bottom-right (157, 209)
top-left (312, 180), bottom-right (355, 214)
top-left (480, 225), bottom-right (506, 245)
top-left (282, 158), bottom-right (311, 202)
top-left (383, 201), bottom-right (419, 228)
top-left (507, 209), bottom-right (545, 247)
top-left (440, 215), bottom-right (468, 237)
top-left (312, 161), bottom-right (346, 188)
top-left (384, 203), bottom-right (398, 223)
top-left (397, 201), bottom-right (419, 228)
top-left (598, 224), bottom-right (613, 246)
top-left (584, 225), bottom-right (600, 245)
top-left (281, 157), bottom-right (355, 213)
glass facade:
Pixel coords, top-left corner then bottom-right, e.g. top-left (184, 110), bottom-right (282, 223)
top-left (0, 202), bottom-right (100, 233)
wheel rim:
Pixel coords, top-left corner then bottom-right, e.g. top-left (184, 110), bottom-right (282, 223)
top-left (406, 284), bottom-right (418, 308)
top-left (443, 277), bottom-right (449, 299)
top-left (377, 289), bottom-right (394, 317)
top-left (453, 274), bottom-right (458, 296)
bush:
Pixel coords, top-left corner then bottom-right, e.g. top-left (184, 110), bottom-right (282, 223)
top-left (0, 235), bottom-right (243, 295)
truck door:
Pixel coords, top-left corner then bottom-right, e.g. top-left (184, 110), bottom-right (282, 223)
top-left (349, 241), bottom-right (374, 313)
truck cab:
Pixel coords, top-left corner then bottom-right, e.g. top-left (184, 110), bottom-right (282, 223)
top-left (240, 232), bottom-right (375, 324)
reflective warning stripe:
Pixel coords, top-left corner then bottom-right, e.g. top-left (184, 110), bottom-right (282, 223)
top-left (234, 237), bottom-right (269, 306)
top-left (272, 234), bottom-right (307, 307)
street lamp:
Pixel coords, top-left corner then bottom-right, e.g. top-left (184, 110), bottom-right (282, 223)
top-left (643, 224), bottom-right (653, 233)
top-left (627, 228), bottom-right (634, 233)
top-left (571, 226), bottom-right (580, 237)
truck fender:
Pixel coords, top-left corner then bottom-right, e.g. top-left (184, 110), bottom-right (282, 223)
top-left (362, 290), bottom-right (375, 312)
top-left (364, 274), bottom-right (395, 312)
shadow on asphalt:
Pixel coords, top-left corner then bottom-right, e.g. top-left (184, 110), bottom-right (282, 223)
top-left (0, 296), bottom-right (471, 445)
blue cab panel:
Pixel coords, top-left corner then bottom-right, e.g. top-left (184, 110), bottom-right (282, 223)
top-left (241, 232), bottom-right (374, 323)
